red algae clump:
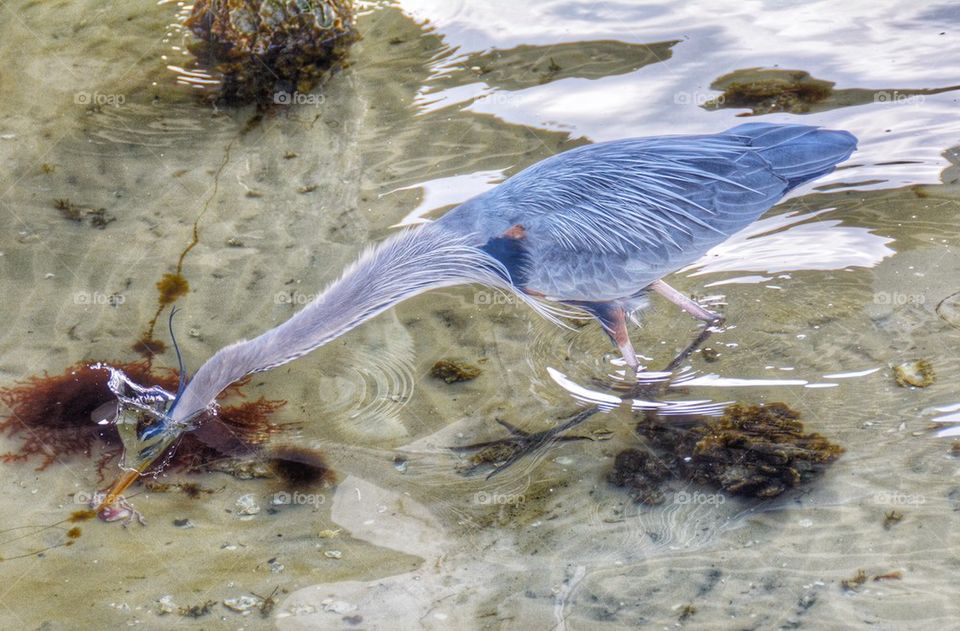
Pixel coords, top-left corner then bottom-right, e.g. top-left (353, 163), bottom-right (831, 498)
top-left (0, 361), bottom-right (288, 477)
top-left (0, 362), bottom-right (176, 469)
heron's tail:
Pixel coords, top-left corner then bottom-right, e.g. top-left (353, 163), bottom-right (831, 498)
top-left (726, 123), bottom-right (857, 191)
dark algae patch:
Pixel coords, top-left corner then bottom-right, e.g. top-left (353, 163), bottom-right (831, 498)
top-left (883, 510), bottom-right (904, 530)
top-left (267, 445), bottom-right (336, 489)
top-left (180, 600), bottom-right (217, 618)
top-left (53, 198), bottom-right (115, 229)
top-left (610, 402), bottom-right (844, 502)
top-left (607, 449), bottom-right (670, 505)
top-left (841, 569), bottom-right (867, 591)
top-left (132, 336), bottom-right (167, 357)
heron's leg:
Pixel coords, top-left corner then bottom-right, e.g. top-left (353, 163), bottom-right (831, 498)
top-left (649, 279), bottom-right (721, 323)
top-left (580, 302), bottom-right (640, 371)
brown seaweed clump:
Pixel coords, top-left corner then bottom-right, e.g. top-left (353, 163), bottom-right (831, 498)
top-left (703, 68), bottom-right (960, 118)
top-left (0, 361), bottom-right (287, 476)
top-left (704, 69), bottom-right (834, 115)
top-left (430, 359), bottom-right (481, 384)
top-left (185, 0), bottom-right (356, 105)
top-left (156, 273), bottom-right (190, 306)
top-left (611, 403), bottom-right (844, 502)
top-left (53, 198), bottom-right (115, 229)
top-left (841, 569), bottom-right (867, 591)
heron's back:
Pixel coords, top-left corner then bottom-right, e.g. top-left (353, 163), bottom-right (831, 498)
top-left (439, 123), bottom-right (856, 302)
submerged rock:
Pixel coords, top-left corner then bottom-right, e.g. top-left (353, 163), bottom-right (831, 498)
top-left (185, 0), bottom-right (355, 105)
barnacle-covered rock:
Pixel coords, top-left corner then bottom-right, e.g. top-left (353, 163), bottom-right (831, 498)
top-left (611, 402), bottom-right (844, 501)
top-left (185, 0), bottom-right (355, 105)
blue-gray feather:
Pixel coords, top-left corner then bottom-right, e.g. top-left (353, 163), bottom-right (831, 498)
top-left (438, 122), bottom-right (856, 301)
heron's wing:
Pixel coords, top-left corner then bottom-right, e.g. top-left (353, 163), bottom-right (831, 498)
top-left (457, 124), bottom-right (855, 299)
top-left (506, 131), bottom-right (806, 257)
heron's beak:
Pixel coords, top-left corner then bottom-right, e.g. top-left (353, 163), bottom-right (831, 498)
top-left (95, 468), bottom-right (143, 513)
top-left (93, 365), bottom-right (195, 515)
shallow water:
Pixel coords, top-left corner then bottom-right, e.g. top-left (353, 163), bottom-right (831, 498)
top-left (1, 0), bottom-right (959, 629)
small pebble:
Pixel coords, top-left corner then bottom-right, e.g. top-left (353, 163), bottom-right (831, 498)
top-left (154, 595), bottom-right (176, 615)
top-left (236, 494), bottom-right (261, 517)
top-left (321, 598), bottom-right (355, 614)
top-left (223, 595), bottom-right (262, 614)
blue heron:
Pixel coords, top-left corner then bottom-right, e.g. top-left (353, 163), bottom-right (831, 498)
top-left (97, 122), bottom-right (856, 506)
top-left (169, 122), bottom-right (856, 424)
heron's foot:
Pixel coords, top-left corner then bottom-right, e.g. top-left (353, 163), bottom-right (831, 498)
top-left (451, 416), bottom-right (608, 478)
top-left (596, 318), bottom-right (725, 398)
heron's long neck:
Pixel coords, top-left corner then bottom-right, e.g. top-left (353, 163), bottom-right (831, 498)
top-left (169, 225), bottom-right (509, 424)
